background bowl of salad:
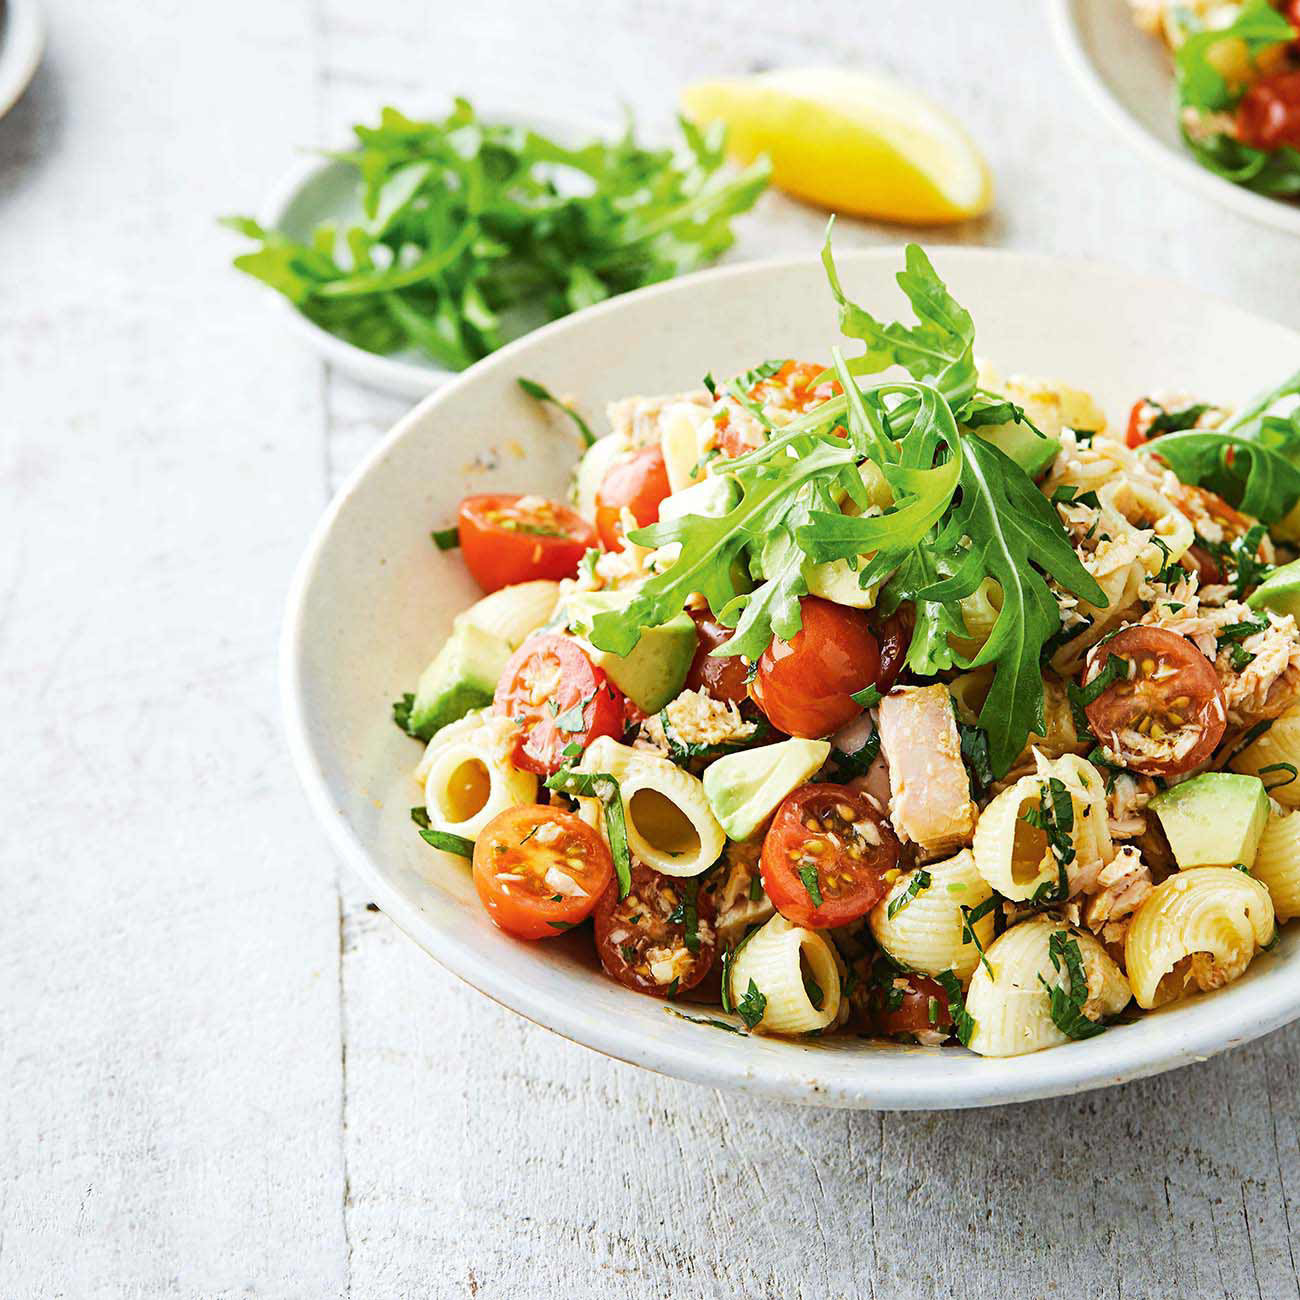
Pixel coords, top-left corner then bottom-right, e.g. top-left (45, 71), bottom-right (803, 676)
top-left (282, 246), bottom-right (1300, 1108)
top-left (1052, 0), bottom-right (1300, 237)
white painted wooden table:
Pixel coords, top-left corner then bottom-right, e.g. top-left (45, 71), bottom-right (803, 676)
top-left (4, 2), bottom-right (1300, 1296)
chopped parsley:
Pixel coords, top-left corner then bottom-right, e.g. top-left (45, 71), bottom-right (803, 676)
top-left (409, 807), bottom-right (474, 858)
top-left (667, 881), bottom-right (701, 954)
top-left (934, 969), bottom-right (975, 1046)
top-left (1259, 762), bottom-right (1299, 791)
top-left (545, 767), bottom-right (631, 898)
top-left (798, 865), bottom-right (825, 909)
top-left (1037, 930), bottom-right (1107, 1040)
top-left (886, 869), bottom-right (932, 920)
top-left (430, 526), bottom-right (460, 550)
top-left (850, 684), bottom-right (883, 709)
top-left (735, 978), bottom-right (768, 1029)
top-left (959, 897), bottom-right (998, 976)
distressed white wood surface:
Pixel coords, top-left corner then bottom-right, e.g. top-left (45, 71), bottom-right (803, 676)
top-left (3, 1), bottom-right (1300, 1297)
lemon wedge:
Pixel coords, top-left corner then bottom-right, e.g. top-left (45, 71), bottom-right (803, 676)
top-left (681, 68), bottom-right (992, 225)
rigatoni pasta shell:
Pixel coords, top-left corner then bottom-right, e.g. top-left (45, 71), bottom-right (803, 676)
top-left (727, 914), bottom-right (841, 1035)
top-left (423, 738), bottom-right (537, 838)
top-left (869, 849), bottom-right (992, 984)
top-left (579, 737), bottom-right (725, 877)
top-left (1125, 867), bottom-right (1275, 1009)
top-left (965, 918), bottom-right (1130, 1058)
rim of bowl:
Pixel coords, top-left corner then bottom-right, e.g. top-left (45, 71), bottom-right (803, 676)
top-left (281, 246), bottom-right (1300, 1108)
top-left (1049, 0), bottom-right (1300, 239)
top-left (0, 0), bottom-right (45, 122)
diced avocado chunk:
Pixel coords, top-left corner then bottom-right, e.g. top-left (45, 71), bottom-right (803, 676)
top-left (657, 474), bottom-right (738, 525)
top-left (567, 590), bottom-right (696, 714)
top-left (1247, 558), bottom-right (1300, 619)
top-left (971, 417), bottom-right (1061, 479)
top-left (407, 622), bottom-right (513, 741)
top-left (703, 738), bottom-right (831, 841)
top-left (1149, 772), bottom-right (1270, 870)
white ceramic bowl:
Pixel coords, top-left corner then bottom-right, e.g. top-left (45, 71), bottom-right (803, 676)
top-left (1051, 0), bottom-right (1300, 238)
top-left (0, 0), bottom-right (44, 122)
top-left (283, 247), bottom-right (1300, 1109)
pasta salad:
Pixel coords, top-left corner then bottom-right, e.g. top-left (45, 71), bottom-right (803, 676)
top-left (393, 237), bottom-right (1300, 1057)
top-left (1130, 0), bottom-right (1300, 199)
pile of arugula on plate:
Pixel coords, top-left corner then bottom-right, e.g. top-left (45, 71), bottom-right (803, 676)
top-left (1173, 0), bottom-right (1300, 198)
top-left (223, 101), bottom-right (769, 369)
top-left (587, 228), bottom-right (1300, 779)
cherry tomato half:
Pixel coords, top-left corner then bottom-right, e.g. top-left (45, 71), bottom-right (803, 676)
top-left (458, 493), bottom-right (597, 593)
top-left (761, 784), bottom-right (902, 929)
top-left (1237, 70), bottom-right (1300, 152)
top-left (593, 863), bottom-right (717, 997)
top-left (473, 805), bottom-right (613, 940)
top-left (1125, 398), bottom-right (1160, 448)
top-left (595, 445), bottom-right (671, 550)
top-left (685, 609), bottom-right (751, 706)
top-left (869, 972), bottom-right (954, 1041)
top-left (493, 635), bottom-right (625, 775)
top-left (714, 360), bottom-right (842, 458)
top-left (750, 596), bottom-right (882, 738)
top-left (1082, 626), bottom-right (1227, 776)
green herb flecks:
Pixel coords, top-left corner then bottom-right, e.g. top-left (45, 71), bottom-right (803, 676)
top-left (1038, 930), bottom-right (1109, 1040)
top-left (886, 869), bottom-right (932, 920)
top-left (517, 377), bottom-right (597, 448)
top-left (410, 806), bottom-right (474, 858)
top-left (545, 767), bottom-right (631, 898)
top-left (735, 978), bottom-right (768, 1030)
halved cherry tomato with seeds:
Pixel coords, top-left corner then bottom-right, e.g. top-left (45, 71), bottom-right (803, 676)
top-left (593, 863), bottom-right (717, 997)
top-left (750, 596), bottom-right (882, 738)
top-left (713, 360), bottom-right (842, 458)
top-left (473, 805), bottom-right (613, 940)
top-left (1125, 398), bottom-right (1161, 448)
top-left (685, 609), bottom-right (751, 706)
top-left (493, 635), bottom-right (625, 775)
top-left (761, 784), bottom-right (902, 929)
top-left (869, 972), bottom-right (954, 1041)
top-left (1082, 626), bottom-right (1227, 777)
top-left (458, 493), bottom-right (597, 592)
top-left (595, 445), bottom-right (671, 550)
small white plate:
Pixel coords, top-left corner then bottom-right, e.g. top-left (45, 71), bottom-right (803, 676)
top-left (283, 247), bottom-right (1300, 1108)
top-left (1051, 0), bottom-right (1300, 238)
top-left (255, 108), bottom-right (621, 397)
top-left (0, 0), bottom-right (44, 122)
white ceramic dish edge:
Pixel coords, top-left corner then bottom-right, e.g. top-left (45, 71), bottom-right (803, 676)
top-left (282, 247), bottom-right (1300, 1109)
top-left (1050, 0), bottom-right (1300, 239)
top-left (0, 0), bottom-right (44, 122)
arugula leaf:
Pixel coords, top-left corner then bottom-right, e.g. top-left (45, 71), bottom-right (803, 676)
top-left (821, 225), bottom-right (977, 405)
top-left (915, 438), bottom-right (1108, 775)
top-left (1037, 930), bottom-right (1109, 1040)
top-left (588, 437), bottom-right (856, 658)
top-left (517, 377), bottom-right (596, 448)
top-left (227, 104), bottom-right (768, 369)
top-left (544, 767), bottom-right (631, 898)
top-left (1152, 429), bottom-right (1300, 524)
